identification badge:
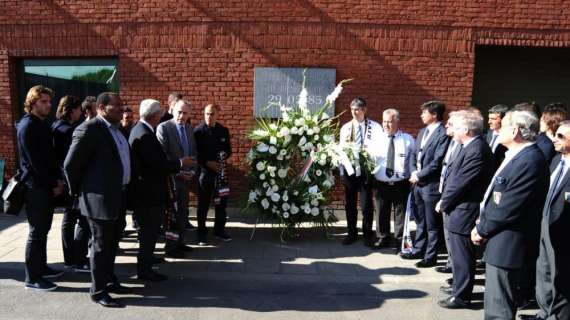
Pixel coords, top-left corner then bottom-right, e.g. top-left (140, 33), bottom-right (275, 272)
top-left (493, 191), bottom-right (502, 205)
top-left (565, 192), bottom-right (570, 203)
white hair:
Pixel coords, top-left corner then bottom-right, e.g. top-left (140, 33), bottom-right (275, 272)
top-left (453, 110), bottom-right (484, 136)
top-left (139, 99), bottom-right (162, 120)
top-left (504, 110), bottom-right (539, 142)
top-left (383, 108), bottom-right (400, 120)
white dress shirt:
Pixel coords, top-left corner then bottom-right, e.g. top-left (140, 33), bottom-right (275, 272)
top-left (373, 130), bottom-right (415, 182)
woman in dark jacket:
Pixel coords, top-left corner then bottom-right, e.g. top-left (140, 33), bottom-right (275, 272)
top-left (51, 95), bottom-right (90, 272)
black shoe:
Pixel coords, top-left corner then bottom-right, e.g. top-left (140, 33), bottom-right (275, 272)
top-left (446, 277), bottom-right (453, 285)
top-left (152, 256), bottom-right (166, 264)
top-left (42, 266), bottom-right (65, 279)
top-left (177, 244), bottom-right (193, 252)
top-left (165, 249), bottom-right (185, 259)
top-left (440, 285), bottom-right (453, 295)
top-left (107, 283), bottom-right (132, 294)
top-left (91, 293), bottom-right (125, 308)
top-left (437, 296), bottom-right (470, 309)
top-left (25, 279), bottom-right (58, 291)
top-left (73, 264), bottom-right (91, 273)
top-left (214, 231), bottom-right (232, 242)
top-left (137, 271), bottom-right (167, 282)
top-left (415, 259), bottom-right (437, 268)
top-left (517, 298), bottom-right (538, 311)
top-left (435, 266), bottom-right (453, 274)
top-left (400, 251), bottom-right (423, 260)
top-left (342, 235), bottom-right (358, 246)
top-left (185, 221), bottom-right (195, 230)
top-left (364, 237), bottom-right (377, 248)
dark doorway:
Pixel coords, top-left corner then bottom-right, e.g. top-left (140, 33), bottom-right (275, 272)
top-left (472, 46), bottom-right (570, 114)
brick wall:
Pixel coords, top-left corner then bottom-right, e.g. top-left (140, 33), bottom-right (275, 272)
top-left (2, 1), bottom-right (570, 204)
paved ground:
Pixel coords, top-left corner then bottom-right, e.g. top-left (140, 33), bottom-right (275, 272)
top-left (0, 211), bottom-right (537, 320)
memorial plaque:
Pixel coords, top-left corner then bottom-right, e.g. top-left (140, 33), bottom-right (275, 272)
top-left (254, 67), bottom-right (336, 118)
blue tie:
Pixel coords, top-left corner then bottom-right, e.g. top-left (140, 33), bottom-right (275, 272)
top-left (178, 125), bottom-right (190, 157)
top-left (545, 159), bottom-right (565, 214)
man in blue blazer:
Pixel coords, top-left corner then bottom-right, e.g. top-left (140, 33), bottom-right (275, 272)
top-left (472, 110), bottom-right (549, 320)
top-left (402, 101), bottom-right (450, 268)
top-left (529, 121), bottom-right (570, 320)
top-left (436, 110), bottom-right (493, 308)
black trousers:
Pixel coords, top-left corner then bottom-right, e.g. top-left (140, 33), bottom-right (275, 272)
top-left (136, 205), bottom-right (164, 274)
top-left (484, 263), bottom-right (521, 320)
top-left (197, 171), bottom-right (227, 240)
top-left (449, 231), bottom-right (476, 303)
top-left (374, 180), bottom-right (410, 240)
top-left (413, 185), bottom-right (442, 261)
top-left (165, 181), bottom-right (189, 251)
top-left (61, 207), bottom-right (90, 267)
top-left (341, 174), bottom-right (373, 239)
top-left (24, 187), bottom-right (54, 283)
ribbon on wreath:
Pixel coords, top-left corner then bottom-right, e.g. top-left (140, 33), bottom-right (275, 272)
top-left (214, 151), bottom-right (230, 205)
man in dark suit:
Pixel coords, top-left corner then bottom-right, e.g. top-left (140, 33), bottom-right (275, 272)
top-left (129, 99), bottom-right (195, 279)
top-left (514, 102), bottom-right (556, 162)
top-left (17, 85), bottom-right (65, 291)
top-left (472, 110), bottom-right (549, 320)
top-left (402, 101), bottom-right (450, 268)
top-left (487, 104), bottom-right (509, 172)
top-left (528, 121), bottom-right (570, 320)
top-left (64, 92), bottom-right (131, 308)
top-left (436, 110), bottom-right (493, 309)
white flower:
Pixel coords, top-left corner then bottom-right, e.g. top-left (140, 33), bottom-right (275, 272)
top-left (270, 171), bottom-right (275, 177)
top-left (318, 159), bottom-right (326, 166)
top-left (303, 205), bottom-right (311, 214)
top-left (283, 135), bottom-right (292, 145)
top-left (326, 82), bottom-right (344, 105)
top-left (290, 127), bottom-right (299, 135)
top-left (298, 136), bottom-right (307, 147)
top-left (298, 87), bottom-right (308, 110)
top-left (307, 129), bottom-right (314, 136)
top-left (277, 155), bottom-right (284, 161)
top-left (271, 193), bottom-right (280, 202)
top-left (279, 149), bottom-right (287, 156)
top-left (282, 194), bottom-right (289, 202)
top-left (272, 185), bottom-right (279, 192)
top-left (269, 136), bottom-right (277, 145)
top-left (291, 205), bottom-right (299, 214)
top-left (253, 129), bottom-right (269, 137)
top-left (263, 182), bottom-right (269, 188)
top-left (293, 190), bottom-right (299, 196)
top-left (283, 211), bottom-right (290, 219)
top-left (278, 168), bottom-right (287, 178)
top-left (269, 123), bottom-right (278, 130)
top-left (323, 180), bottom-right (332, 188)
top-left (270, 179), bottom-right (276, 185)
top-left (282, 203), bottom-right (290, 211)
top-left (320, 153), bottom-right (327, 161)
top-left (313, 115), bottom-right (320, 122)
top-left (248, 191), bottom-right (258, 203)
top-left (323, 135), bottom-right (333, 142)
top-left (314, 127), bottom-right (320, 134)
top-left (311, 198), bottom-right (319, 206)
top-left (308, 185), bottom-right (319, 194)
top-left (259, 173), bottom-right (266, 180)
top-left (279, 127), bottom-right (290, 137)
top-left (314, 135), bottom-right (319, 141)
top-left (316, 170), bottom-right (322, 176)
top-left (267, 166), bottom-right (276, 173)
top-left (269, 146), bottom-right (277, 154)
top-left (256, 162), bottom-right (266, 171)
top-left (261, 198), bottom-right (270, 209)
top-left (321, 113), bottom-right (330, 120)
top-left (311, 207), bottom-right (319, 216)
top-left (298, 127), bottom-right (304, 135)
top-left (265, 189), bottom-right (273, 196)
top-left (257, 143), bottom-right (269, 153)
top-left (295, 118), bottom-right (305, 127)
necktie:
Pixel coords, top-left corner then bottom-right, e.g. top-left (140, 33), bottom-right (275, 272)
top-left (545, 159), bottom-right (565, 214)
top-left (354, 123), bottom-right (363, 147)
top-left (386, 135), bottom-right (395, 177)
top-left (489, 133), bottom-right (497, 148)
top-left (178, 125), bottom-right (190, 157)
top-left (417, 128), bottom-right (430, 170)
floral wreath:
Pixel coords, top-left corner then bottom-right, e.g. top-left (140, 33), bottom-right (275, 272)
top-left (244, 77), bottom-right (359, 237)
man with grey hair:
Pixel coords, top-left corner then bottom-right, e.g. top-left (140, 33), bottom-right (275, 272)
top-left (157, 99), bottom-right (198, 257)
top-left (436, 110), bottom-right (493, 309)
top-left (472, 110), bottom-right (549, 319)
top-left (371, 108), bottom-right (415, 249)
top-left (129, 99), bottom-right (195, 281)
